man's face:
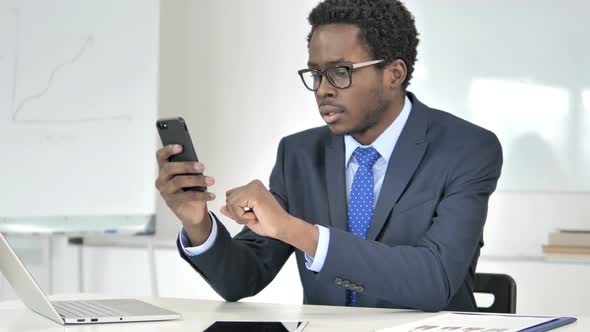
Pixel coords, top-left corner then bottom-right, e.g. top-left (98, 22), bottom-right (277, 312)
top-left (308, 24), bottom-right (390, 139)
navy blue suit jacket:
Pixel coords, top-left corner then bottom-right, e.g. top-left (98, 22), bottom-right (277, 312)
top-left (178, 92), bottom-right (503, 312)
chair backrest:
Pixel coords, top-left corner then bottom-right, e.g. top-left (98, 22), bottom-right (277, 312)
top-left (474, 273), bottom-right (517, 314)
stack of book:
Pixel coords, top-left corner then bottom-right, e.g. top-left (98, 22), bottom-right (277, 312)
top-left (543, 229), bottom-right (590, 260)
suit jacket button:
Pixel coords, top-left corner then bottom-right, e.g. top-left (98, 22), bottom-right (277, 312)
top-left (342, 280), bottom-right (350, 288)
top-left (357, 286), bottom-right (365, 293)
top-left (335, 278), bottom-right (343, 285)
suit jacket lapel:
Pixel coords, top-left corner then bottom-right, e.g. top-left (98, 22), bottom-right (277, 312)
top-left (367, 93), bottom-right (429, 241)
top-left (325, 135), bottom-right (348, 231)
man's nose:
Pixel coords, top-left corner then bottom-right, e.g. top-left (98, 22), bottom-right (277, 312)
top-left (315, 76), bottom-right (336, 99)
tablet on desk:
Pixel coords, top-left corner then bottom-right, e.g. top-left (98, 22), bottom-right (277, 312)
top-left (204, 320), bottom-right (309, 332)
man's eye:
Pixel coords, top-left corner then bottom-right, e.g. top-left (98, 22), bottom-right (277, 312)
top-left (328, 68), bottom-right (348, 78)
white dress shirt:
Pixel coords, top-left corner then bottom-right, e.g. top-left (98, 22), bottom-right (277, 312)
top-left (179, 96), bottom-right (413, 273)
top-left (179, 211), bottom-right (219, 255)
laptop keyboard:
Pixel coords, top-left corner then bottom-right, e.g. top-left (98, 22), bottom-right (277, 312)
top-left (52, 300), bottom-right (128, 318)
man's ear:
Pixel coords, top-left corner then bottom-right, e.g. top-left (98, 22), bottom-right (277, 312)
top-left (384, 59), bottom-right (407, 89)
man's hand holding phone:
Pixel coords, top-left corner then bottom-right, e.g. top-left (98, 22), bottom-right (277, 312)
top-left (155, 144), bottom-right (216, 246)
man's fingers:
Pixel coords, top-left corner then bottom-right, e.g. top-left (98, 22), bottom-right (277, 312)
top-left (225, 184), bottom-right (247, 198)
top-left (225, 188), bottom-right (255, 212)
top-left (156, 145), bottom-right (182, 169)
top-left (170, 174), bottom-right (212, 190)
top-left (220, 205), bottom-right (238, 221)
top-left (240, 211), bottom-right (258, 221)
top-left (156, 145), bottom-right (206, 174)
top-left (156, 163), bottom-right (211, 190)
top-left (228, 203), bottom-right (247, 224)
top-left (221, 205), bottom-right (257, 224)
top-left (160, 161), bottom-right (205, 181)
top-left (174, 190), bottom-right (216, 202)
top-left (225, 180), bottom-right (263, 197)
top-left (183, 190), bottom-right (216, 201)
top-left (159, 175), bottom-right (214, 194)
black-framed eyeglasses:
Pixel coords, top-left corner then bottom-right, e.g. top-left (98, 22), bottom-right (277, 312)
top-left (297, 59), bottom-right (384, 92)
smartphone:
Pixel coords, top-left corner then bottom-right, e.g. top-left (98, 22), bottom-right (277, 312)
top-left (156, 117), bottom-right (206, 192)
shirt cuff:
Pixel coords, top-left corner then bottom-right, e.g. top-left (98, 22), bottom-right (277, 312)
top-left (304, 225), bottom-right (330, 272)
top-left (179, 212), bottom-right (218, 256)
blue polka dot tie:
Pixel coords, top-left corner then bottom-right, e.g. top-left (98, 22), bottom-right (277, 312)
top-left (346, 146), bottom-right (381, 306)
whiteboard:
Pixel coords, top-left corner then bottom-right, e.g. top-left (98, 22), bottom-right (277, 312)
top-left (0, 0), bottom-right (159, 218)
top-left (405, 0), bottom-right (590, 192)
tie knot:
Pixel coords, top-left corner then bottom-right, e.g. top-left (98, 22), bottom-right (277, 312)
top-left (353, 146), bottom-right (380, 167)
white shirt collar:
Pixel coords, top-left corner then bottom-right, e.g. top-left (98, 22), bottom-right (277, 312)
top-left (344, 95), bottom-right (412, 167)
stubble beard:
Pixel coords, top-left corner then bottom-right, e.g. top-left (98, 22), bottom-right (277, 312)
top-left (345, 90), bottom-right (390, 138)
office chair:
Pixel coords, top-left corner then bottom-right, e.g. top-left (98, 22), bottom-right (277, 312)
top-left (474, 273), bottom-right (517, 314)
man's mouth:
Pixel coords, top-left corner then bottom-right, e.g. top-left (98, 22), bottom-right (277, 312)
top-left (320, 105), bottom-right (344, 123)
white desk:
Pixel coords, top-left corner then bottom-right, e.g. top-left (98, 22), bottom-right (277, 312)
top-left (0, 294), bottom-right (588, 331)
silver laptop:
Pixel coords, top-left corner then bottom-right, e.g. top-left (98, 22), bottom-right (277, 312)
top-left (0, 233), bottom-right (181, 324)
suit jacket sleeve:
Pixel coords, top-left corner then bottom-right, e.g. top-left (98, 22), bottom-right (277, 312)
top-left (177, 138), bottom-right (294, 302)
top-left (314, 132), bottom-right (503, 312)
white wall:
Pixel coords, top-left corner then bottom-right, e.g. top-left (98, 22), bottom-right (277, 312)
top-left (405, 0), bottom-right (590, 192)
top-left (2, 0), bottom-right (590, 317)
